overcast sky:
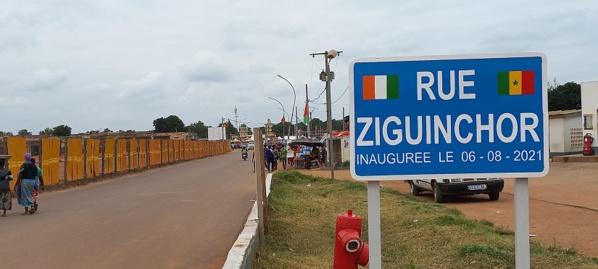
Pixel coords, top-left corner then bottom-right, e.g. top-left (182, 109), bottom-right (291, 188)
top-left (1, 0), bottom-right (596, 134)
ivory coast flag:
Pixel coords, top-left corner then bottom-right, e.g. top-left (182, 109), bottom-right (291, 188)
top-left (497, 70), bottom-right (535, 95)
top-left (363, 75), bottom-right (399, 100)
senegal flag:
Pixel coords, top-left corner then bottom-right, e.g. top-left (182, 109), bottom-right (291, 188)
top-left (498, 70), bottom-right (534, 95)
top-left (363, 75), bottom-right (399, 100)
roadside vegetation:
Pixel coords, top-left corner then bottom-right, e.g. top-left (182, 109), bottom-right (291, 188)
top-left (254, 171), bottom-right (598, 269)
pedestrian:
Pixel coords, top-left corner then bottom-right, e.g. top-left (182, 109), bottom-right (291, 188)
top-left (264, 145), bottom-right (274, 173)
top-left (272, 147), bottom-right (279, 171)
top-left (0, 158), bottom-right (13, 217)
top-left (252, 150), bottom-right (256, 173)
top-left (14, 153), bottom-right (39, 215)
top-left (279, 146), bottom-right (288, 170)
top-left (312, 146), bottom-right (320, 167)
top-left (30, 158), bottom-right (44, 214)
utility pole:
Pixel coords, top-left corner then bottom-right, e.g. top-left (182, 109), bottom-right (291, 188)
top-left (295, 106), bottom-right (298, 138)
top-left (311, 49), bottom-right (342, 180)
top-left (221, 117), bottom-right (225, 140)
top-left (305, 84), bottom-right (310, 138)
top-left (234, 106), bottom-right (238, 131)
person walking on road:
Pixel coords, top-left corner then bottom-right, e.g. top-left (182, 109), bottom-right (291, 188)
top-left (264, 145), bottom-right (274, 173)
top-left (272, 147), bottom-right (279, 171)
top-left (252, 150), bottom-right (256, 173)
top-left (14, 153), bottom-right (39, 215)
top-left (30, 158), bottom-right (44, 214)
top-left (0, 158), bottom-right (13, 216)
top-left (279, 146), bottom-right (287, 170)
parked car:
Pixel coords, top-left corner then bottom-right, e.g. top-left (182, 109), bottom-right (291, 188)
top-left (247, 141), bottom-right (255, 150)
top-left (407, 177), bottom-right (504, 203)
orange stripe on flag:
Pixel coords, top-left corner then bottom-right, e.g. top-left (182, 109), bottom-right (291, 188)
top-left (363, 76), bottom-right (375, 100)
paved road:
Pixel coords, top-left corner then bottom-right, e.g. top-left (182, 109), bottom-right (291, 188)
top-left (0, 151), bottom-right (256, 269)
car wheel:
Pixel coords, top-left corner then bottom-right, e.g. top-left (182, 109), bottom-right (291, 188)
top-left (432, 183), bottom-right (445, 203)
top-left (489, 192), bottom-right (500, 201)
top-left (409, 182), bottom-right (421, 196)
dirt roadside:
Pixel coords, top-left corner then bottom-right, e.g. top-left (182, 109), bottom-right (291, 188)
top-left (298, 162), bottom-right (598, 258)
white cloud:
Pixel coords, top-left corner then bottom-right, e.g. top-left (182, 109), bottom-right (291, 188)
top-left (118, 72), bottom-right (165, 99)
top-left (181, 51), bottom-right (233, 82)
top-left (20, 69), bottom-right (68, 92)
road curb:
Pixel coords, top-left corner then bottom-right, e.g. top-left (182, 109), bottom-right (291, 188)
top-left (222, 173), bottom-right (272, 269)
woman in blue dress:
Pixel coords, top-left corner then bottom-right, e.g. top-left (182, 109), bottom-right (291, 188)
top-left (14, 153), bottom-right (38, 215)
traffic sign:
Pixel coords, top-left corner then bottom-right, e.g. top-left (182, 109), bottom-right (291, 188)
top-left (350, 53), bottom-right (548, 180)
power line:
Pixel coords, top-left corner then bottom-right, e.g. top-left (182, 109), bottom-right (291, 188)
top-left (331, 86), bottom-right (349, 105)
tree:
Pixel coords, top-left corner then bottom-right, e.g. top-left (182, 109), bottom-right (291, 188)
top-left (186, 121), bottom-right (209, 138)
top-left (218, 120), bottom-right (239, 136)
top-left (153, 115), bottom-right (185, 133)
top-left (548, 81), bottom-right (581, 111)
top-left (39, 127), bottom-right (53, 136)
top-left (331, 119), bottom-right (344, 131)
top-left (310, 118), bottom-right (325, 133)
top-left (103, 128), bottom-right (112, 133)
top-left (272, 122), bottom-right (284, 138)
top-left (240, 124), bottom-right (253, 135)
top-left (0, 131), bottom-right (13, 137)
top-left (52, 125), bottom-right (72, 137)
top-left (18, 129), bottom-right (32, 136)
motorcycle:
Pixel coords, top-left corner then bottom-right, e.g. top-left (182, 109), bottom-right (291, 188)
top-left (242, 151), bottom-right (248, 161)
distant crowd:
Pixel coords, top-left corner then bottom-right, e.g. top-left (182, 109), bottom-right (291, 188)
top-left (238, 142), bottom-right (327, 173)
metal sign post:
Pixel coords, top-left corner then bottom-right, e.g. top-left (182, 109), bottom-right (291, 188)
top-left (515, 178), bottom-right (530, 269)
top-left (367, 181), bottom-right (382, 268)
top-left (349, 53), bottom-right (548, 268)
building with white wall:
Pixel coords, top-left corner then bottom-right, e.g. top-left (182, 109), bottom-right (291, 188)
top-left (549, 110), bottom-right (582, 156)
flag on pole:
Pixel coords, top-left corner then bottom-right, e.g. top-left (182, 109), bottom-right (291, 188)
top-left (281, 116), bottom-right (285, 124)
top-left (303, 102), bottom-right (309, 125)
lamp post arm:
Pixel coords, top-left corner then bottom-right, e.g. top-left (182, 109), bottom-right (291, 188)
top-left (277, 74), bottom-right (297, 140)
top-left (268, 97), bottom-right (286, 141)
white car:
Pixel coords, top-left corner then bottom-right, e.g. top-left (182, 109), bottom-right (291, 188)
top-left (408, 178), bottom-right (504, 203)
top-left (247, 142), bottom-right (255, 150)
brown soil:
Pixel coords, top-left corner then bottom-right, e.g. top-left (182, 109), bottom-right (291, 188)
top-left (298, 162), bottom-right (598, 258)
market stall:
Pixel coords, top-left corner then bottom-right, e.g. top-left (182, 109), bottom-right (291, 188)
top-left (287, 140), bottom-right (325, 169)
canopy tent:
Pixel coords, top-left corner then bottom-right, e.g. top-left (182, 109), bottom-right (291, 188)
top-left (288, 139), bottom-right (324, 147)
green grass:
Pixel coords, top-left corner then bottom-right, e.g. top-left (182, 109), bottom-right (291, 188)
top-left (254, 171), bottom-right (598, 269)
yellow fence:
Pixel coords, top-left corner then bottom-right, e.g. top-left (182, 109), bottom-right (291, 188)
top-left (86, 139), bottom-right (100, 178)
top-left (42, 138), bottom-right (61, 185)
top-left (4, 137), bottom-right (230, 186)
top-left (66, 139), bottom-right (84, 181)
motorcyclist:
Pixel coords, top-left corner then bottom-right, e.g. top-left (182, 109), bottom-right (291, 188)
top-left (241, 147), bottom-right (248, 160)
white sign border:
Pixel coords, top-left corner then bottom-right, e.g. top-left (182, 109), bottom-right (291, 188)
top-left (349, 52), bottom-right (549, 181)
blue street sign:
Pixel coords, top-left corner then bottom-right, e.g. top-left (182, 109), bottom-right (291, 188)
top-left (350, 53), bottom-right (548, 180)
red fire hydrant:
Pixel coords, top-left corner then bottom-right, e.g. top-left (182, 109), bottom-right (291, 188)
top-left (583, 133), bottom-right (595, 156)
top-left (334, 210), bottom-right (369, 269)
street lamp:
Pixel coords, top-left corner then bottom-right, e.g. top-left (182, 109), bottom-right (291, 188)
top-left (277, 74), bottom-right (297, 139)
top-left (310, 49), bottom-right (342, 179)
top-left (268, 97), bottom-right (286, 144)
